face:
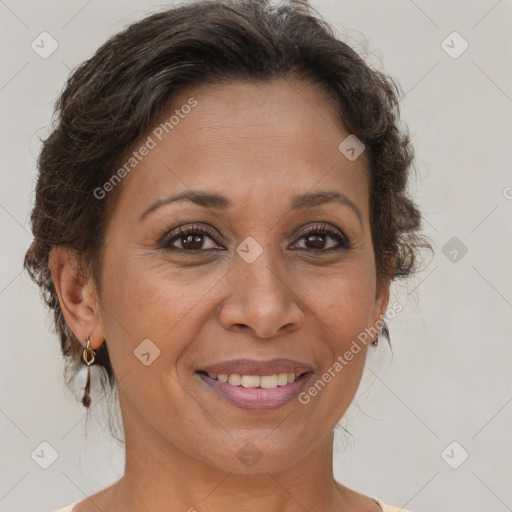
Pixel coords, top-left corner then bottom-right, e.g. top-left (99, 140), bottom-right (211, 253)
top-left (92, 78), bottom-right (389, 473)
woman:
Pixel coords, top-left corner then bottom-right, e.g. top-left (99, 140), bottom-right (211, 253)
top-left (24, 0), bottom-right (431, 510)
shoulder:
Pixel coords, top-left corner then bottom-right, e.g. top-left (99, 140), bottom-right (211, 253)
top-left (52, 499), bottom-right (411, 512)
top-left (376, 500), bottom-right (415, 512)
top-left (52, 498), bottom-right (410, 512)
top-left (51, 502), bottom-right (79, 512)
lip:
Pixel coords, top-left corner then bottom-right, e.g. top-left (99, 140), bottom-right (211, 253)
top-left (197, 370), bottom-right (314, 410)
top-left (198, 358), bottom-right (314, 376)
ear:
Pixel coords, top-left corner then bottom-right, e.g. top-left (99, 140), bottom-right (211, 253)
top-left (370, 254), bottom-right (395, 333)
top-left (48, 246), bottom-right (105, 350)
top-left (371, 277), bottom-right (391, 330)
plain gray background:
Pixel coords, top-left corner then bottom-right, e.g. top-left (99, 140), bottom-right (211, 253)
top-left (1, 1), bottom-right (511, 511)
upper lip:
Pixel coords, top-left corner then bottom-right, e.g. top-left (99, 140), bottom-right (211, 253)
top-left (198, 358), bottom-right (314, 376)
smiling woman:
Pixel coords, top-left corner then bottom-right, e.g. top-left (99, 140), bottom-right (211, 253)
top-left (23, 1), bottom-right (432, 511)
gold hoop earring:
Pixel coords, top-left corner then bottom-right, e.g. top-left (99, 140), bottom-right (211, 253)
top-left (372, 324), bottom-right (384, 347)
top-left (81, 337), bottom-right (97, 408)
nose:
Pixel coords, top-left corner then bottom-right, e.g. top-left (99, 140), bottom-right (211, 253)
top-left (218, 248), bottom-right (304, 339)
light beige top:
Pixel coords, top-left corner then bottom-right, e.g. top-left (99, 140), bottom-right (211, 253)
top-left (54, 499), bottom-right (412, 511)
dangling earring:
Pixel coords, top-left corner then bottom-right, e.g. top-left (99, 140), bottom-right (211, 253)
top-left (81, 337), bottom-right (96, 407)
top-left (372, 324), bottom-right (383, 347)
top-left (372, 322), bottom-right (388, 347)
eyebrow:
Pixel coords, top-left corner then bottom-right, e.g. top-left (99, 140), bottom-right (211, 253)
top-left (139, 189), bottom-right (363, 226)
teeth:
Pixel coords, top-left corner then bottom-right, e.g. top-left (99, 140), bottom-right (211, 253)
top-left (277, 373), bottom-right (288, 386)
top-left (206, 371), bottom-right (302, 387)
top-left (228, 374), bottom-right (242, 386)
top-left (241, 375), bottom-right (260, 388)
top-left (260, 375), bottom-right (277, 388)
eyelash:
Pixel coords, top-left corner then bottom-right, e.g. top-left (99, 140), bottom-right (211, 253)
top-left (159, 223), bottom-right (352, 253)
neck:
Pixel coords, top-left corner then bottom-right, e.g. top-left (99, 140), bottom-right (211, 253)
top-left (104, 411), bottom-right (356, 512)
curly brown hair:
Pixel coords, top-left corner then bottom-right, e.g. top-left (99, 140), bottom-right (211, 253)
top-left (24, 0), bottom-right (432, 408)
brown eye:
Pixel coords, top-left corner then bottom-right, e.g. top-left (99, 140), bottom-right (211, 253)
top-left (161, 225), bottom-right (221, 251)
top-left (293, 224), bottom-right (352, 252)
top-left (178, 233), bottom-right (209, 250)
top-left (303, 233), bottom-right (332, 250)
top-left (159, 223), bottom-right (351, 254)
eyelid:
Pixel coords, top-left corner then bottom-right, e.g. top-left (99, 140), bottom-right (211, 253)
top-left (159, 221), bottom-right (352, 252)
top-left (158, 223), bottom-right (222, 249)
top-left (291, 223), bottom-right (352, 250)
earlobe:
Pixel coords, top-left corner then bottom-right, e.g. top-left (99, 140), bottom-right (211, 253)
top-left (373, 255), bottom-right (395, 328)
top-left (379, 283), bottom-right (391, 316)
top-left (48, 246), bottom-right (104, 349)
top-left (372, 278), bottom-right (391, 330)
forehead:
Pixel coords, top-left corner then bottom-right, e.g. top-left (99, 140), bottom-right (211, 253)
top-left (113, 78), bottom-right (369, 220)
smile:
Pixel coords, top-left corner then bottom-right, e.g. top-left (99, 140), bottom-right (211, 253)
top-left (196, 369), bottom-right (313, 410)
top-left (203, 371), bottom-right (304, 388)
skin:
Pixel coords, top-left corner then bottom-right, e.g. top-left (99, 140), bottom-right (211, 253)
top-left (50, 77), bottom-right (390, 512)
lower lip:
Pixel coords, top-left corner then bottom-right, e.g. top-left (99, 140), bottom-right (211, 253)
top-left (197, 372), bottom-right (313, 410)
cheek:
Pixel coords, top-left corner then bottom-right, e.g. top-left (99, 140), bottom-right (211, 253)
top-left (97, 249), bottom-right (221, 371)
top-left (307, 260), bottom-right (376, 335)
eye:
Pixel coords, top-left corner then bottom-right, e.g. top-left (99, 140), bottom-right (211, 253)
top-left (159, 222), bottom-right (352, 253)
top-left (160, 224), bottom-right (222, 251)
top-left (292, 223), bottom-right (352, 252)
